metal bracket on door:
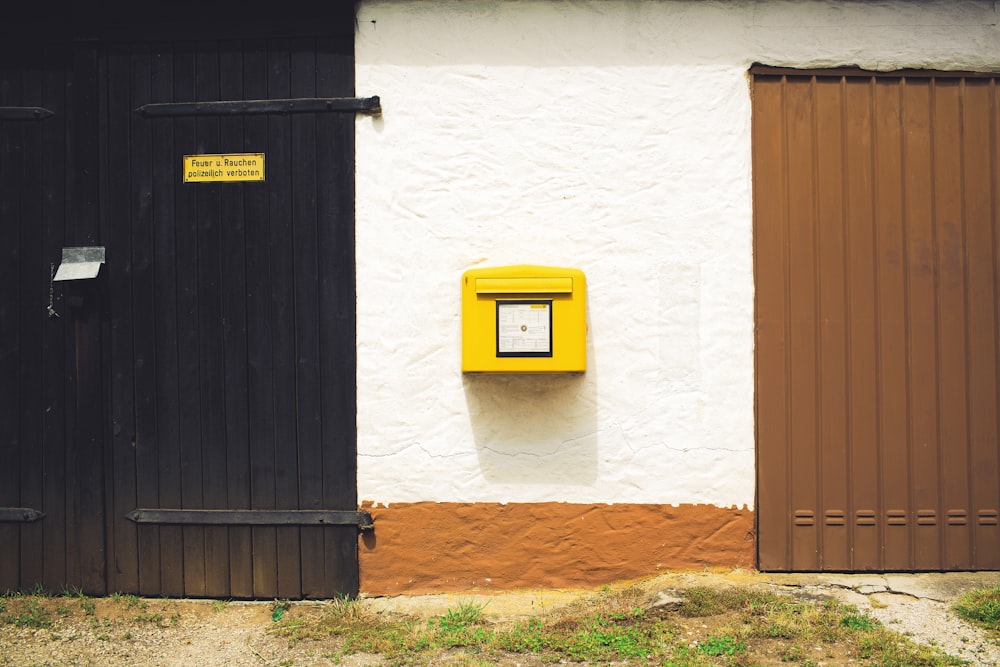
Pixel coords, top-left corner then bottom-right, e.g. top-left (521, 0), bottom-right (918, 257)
top-left (0, 106), bottom-right (54, 120)
top-left (0, 507), bottom-right (46, 522)
top-left (134, 96), bottom-right (381, 118)
top-left (126, 508), bottom-right (374, 531)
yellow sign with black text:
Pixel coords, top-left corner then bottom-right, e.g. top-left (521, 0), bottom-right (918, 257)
top-left (183, 153), bottom-right (265, 183)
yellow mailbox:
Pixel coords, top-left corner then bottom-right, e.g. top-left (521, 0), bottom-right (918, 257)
top-left (462, 265), bottom-right (586, 373)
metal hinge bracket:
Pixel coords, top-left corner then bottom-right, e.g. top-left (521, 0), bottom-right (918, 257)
top-left (0, 507), bottom-right (46, 522)
top-left (135, 96), bottom-right (381, 118)
top-left (126, 508), bottom-right (374, 531)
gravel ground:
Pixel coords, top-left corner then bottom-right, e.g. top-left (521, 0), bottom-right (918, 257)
top-left (2, 569), bottom-right (999, 666)
top-left (627, 570), bottom-right (1000, 666)
top-left (793, 574), bottom-right (1000, 666)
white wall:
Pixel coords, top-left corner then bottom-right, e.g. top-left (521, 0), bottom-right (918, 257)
top-left (354, 0), bottom-right (1000, 507)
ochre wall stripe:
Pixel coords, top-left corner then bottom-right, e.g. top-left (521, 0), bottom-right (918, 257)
top-left (357, 502), bottom-right (754, 596)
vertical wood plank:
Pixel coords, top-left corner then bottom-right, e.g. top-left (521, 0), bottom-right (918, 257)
top-left (267, 40), bottom-right (303, 600)
top-left (317, 34), bottom-right (358, 594)
top-left (901, 78), bottom-right (941, 570)
top-left (873, 79), bottom-right (912, 569)
top-left (752, 75), bottom-right (792, 571)
top-left (931, 79), bottom-right (972, 569)
top-left (243, 42), bottom-right (279, 598)
top-left (291, 41), bottom-right (326, 598)
top-left (40, 56), bottom-right (69, 591)
top-left (150, 46), bottom-right (184, 597)
top-left (194, 40), bottom-right (231, 599)
top-left (964, 80), bottom-right (1000, 568)
top-left (843, 77), bottom-right (882, 570)
top-left (0, 65), bottom-right (25, 592)
top-left (18, 63), bottom-right (46, 590)
top-left (991, 79), bottom-right (1000, 569)
top-left (67, 44), bottom-right (107, 594)
top-left (105, 47), bottom-right (139, 594)
top-left (171, 43), bottom-right (207, 597)
top-left (784, 77), bottom-right (821, 570)
top-left (127, 47), bottom-right (162, 598)
top-left (147, 49), bottom-right (184, 596)
top-left (750, 74), bottom-right (790, 567)
top-left (218, 42), bottom-right (254, 599)
top-left (814, 76), bottom-right (850, 570)
top-left (130, 46), bottom-right (161, 596)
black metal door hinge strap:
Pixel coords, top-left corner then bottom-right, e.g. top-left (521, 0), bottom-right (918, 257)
top-left (126, 508), bottom-right (374, 530)
top-left (135, 96), bottom-right (381, 118)
top-left (0, 507), bottom-right (46, 522)
top-left (0, 107), bottom-right (55, 120)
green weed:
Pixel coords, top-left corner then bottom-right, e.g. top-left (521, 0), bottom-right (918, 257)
top-left (430, 600), bottom-right (486, 632)
top-left (560, 612), bottom-right (670, 661)
top-left (777, 644), bottom-right (804, 662)
top-left (698, 634), bottom-right (745, 657)
top-left (133, 612), bottom-right (165, 626)
top-left (840, 611), bottom-right (878, 631)
top-left (271, 599), bottom-right (291, 622)
top-left (80, 598), bottom-right (96, 616)
top-left (955, 585), bottom-right (1000, 630)
top-left (109, 592), bottom-right (144, 609)
top-left (13, 599), bottom-right (54, 628)
top-left (492, 617), bottom-right (547, 653)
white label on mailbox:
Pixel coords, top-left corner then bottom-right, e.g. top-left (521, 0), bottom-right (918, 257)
top-left (497, 302), bottom-right (551, 354)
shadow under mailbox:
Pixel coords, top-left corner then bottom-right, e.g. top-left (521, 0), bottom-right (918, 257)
top-left (463, 370), bottom-right (598, 485)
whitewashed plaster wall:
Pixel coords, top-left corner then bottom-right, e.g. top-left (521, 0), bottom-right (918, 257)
top-left (354, 0), bottom-right (1000, 507)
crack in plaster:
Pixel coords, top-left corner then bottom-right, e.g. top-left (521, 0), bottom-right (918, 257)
top-left (613, 420), bottom-right (748, 455)
top-left (361, 441), bottom-right (468, 460)
top-left (660, 444), bottom-right (751, 454)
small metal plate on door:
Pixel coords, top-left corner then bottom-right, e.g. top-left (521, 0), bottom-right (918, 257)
top-left (53, 246), bottom-right (105, 281)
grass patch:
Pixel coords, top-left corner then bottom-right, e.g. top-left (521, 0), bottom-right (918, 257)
top-left (0, 583), bottom-right (972, 666)
top-left (697, 634), bottom-right (745, 656)
top-left (269, 584), bottom-right (967, 666)
top-left (4, 597), bottom-right (54, 629)
top-left (955, 585), bottom-right (1000, 631)
top-left (0, 589), bottom-right (186, 639)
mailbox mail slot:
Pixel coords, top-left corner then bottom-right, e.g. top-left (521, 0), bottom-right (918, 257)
top-left (462, 265), bottom-right (586, 373)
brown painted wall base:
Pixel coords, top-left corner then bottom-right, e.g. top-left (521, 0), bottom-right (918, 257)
top-left (358, 502), bottom-right (755, 596)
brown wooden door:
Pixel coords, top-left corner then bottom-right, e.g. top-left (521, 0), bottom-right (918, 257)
top-left (754, 68), bottom-right (1000, 571)
top-left (0, 6), bottom-right (360, 598)
top-left (0, 42), bottom-right (107, 595)
top-left (102, 33), bottom-right (359, 599)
